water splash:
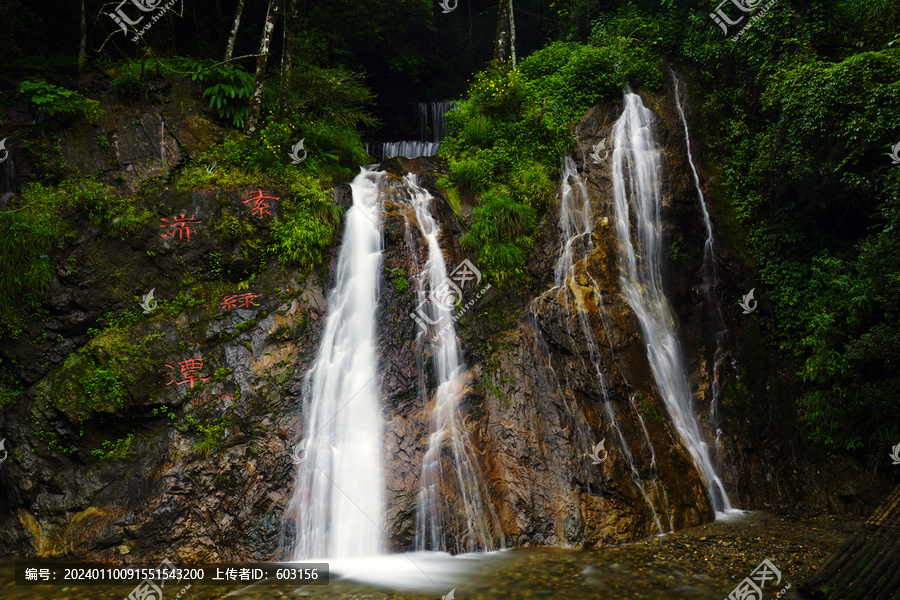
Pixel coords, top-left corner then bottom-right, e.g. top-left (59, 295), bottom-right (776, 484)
top-left (610, 90), bottom-right (732, 513)
top-left (405, 174), bottom-right (500, 554)
top-left (282, 168), bottom-right (386, 559)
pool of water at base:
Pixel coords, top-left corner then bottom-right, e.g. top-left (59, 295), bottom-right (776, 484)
top-left (0, 511), bottom-right (817, 600)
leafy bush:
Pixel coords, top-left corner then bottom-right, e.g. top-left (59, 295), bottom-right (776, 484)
top-left (91, 434), bottom-right (135, 461)
top-left (270, 173), bottom-right (342, 273)
top-left (180, 58), bottom-right (254, 128)
top-left (17, 80), bottom-right (101, 124)
top-left (438, 61), bottom-right (570, 285)
top-left (0, 180), bottom-right (151, 336)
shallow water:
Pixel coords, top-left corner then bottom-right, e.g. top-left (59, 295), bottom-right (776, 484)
top-left (2, 510), bottom-right (842, 599)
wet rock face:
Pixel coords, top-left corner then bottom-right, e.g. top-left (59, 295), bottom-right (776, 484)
top-left (0, 174), bottom-right (336, 561)
top-left (0, 82), bottom-right (866, 563)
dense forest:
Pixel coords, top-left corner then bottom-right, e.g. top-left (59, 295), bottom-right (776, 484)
top-left (1, 0), bottom-right (899, 598)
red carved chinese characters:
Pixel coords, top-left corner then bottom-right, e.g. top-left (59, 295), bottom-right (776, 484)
top-left (243, 188), bottom-right (279, 218)
top-left (160, 214), bottom-right (202, 240)
top-left (164, 358), bottom-right (210, 388)
top-left (220, 292), bottom-right (262, 311)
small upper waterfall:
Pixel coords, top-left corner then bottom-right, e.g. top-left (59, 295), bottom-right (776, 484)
top-left (282, 168), bottom-right (386, 559)
top-left (407, 174), bottom-right (499, 554)
top-left (610, 90), bottom-right (732, 513)
top-left (671, 70), bottom-right (730, 452)
top-left (367, 102), bottom-right (456, 162)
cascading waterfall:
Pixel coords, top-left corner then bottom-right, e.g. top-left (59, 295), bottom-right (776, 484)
top-left (419, 101), bottom-right (455, 143)
top-left (366, 102), bottom-right (456, 162)
top-left (548, 156), bottom-right (667, 534)
top-left (670, 70), bottom-right (730, 451)
top-left (610, 90), bottom-right (732, 513)
top-left (406, 174), bottom-right (499, 554)
top-left (282, 168), bottom-right (386, 559)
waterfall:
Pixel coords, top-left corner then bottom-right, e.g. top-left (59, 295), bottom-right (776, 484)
top-left (367, 102), bottom-right (456, 162)
top-left (670, 70), bottom-right (730, 452)
top-left (610, 90), bottom-right (732, 513)
top-left (548, 156), bottom-right (668, 534)
top-left (406, 174), bottom-right (499, 554)
top-left (282, 168), bottom-right (386, 559)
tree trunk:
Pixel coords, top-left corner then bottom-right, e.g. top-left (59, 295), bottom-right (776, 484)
top-left (224, 0), bottom-right (247, 63)
top-left (508, 0), bottom-right (516, 68)
top-left (77, 0), bottom-right (87, 79)
top-left (279, 0), bottom-right (307, 116)
top-left (493, 0), bottom-right (510, 63)
top-left (245, 0), bottom-right (280, 134)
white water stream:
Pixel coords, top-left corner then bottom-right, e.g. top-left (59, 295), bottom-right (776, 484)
top-left (610, 91), bottom-right (732, 513)
top-left (283, 168), bottom-right (386, 559)
top-left (671, 70), bottom-right (730, 453)
top-left (549, 156), bottom-right (668, 534)
top-left (406, 174), bottom-right (499, 554)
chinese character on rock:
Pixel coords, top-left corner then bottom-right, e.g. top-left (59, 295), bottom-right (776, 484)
top-left (160, 213), bottom-right (202, 240)
top-left (165, 358), bottom-right (210, 388)
top-left (243, 188), bottom-right (280, 218)
top-left (220, 292), bottom-right (262, 311)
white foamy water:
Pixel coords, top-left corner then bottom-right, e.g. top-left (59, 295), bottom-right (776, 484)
top-left (404, 174), bottom-right (499, 553)
top-left (610, 90), bottom-right (732, 513)
top-left (282, 168), bottom-right (387, 559)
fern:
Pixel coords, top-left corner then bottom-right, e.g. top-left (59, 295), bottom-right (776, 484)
top-left (179, 58), bottom-right (253, 128)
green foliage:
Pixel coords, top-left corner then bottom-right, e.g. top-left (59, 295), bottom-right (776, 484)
top-left (637, 394), bottom-right (663, 424)
top-left (91, 434), bottom-right (135, 461)
top-left (17, 80), bottom-right (100, 124)
top-left (669, 240), bottom-right (689, 264)
top-left (460, 188), bottom-right (536, 286)
top-left (270, 174), bottom-right (342, 273)
top-left (180, 58), bottom-right (254, 128)
top-left (440, 61), bottom-right (570, 285)
top-left (151, 404), bottom-right (177, 420)
top-left (186, 413), bottom-right (231, 457)
top-left (392, 268), bottom-right (408, 293)
top-left (677, 0), bottom-right (900, 455)
top-left (520, 40), bottom-right (660, 122)
top-left (0, 179), bottom-right (150, 336)
top-left (213, 368), bottom-right (233, 382)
